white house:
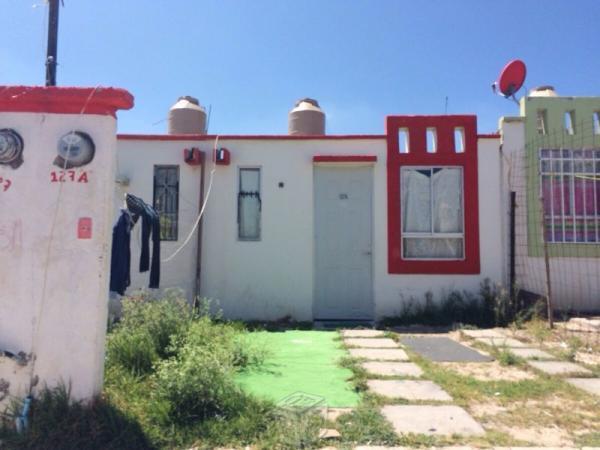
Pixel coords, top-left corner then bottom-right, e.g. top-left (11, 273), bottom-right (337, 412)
top-left (115, 98), bottom-right (507, 321)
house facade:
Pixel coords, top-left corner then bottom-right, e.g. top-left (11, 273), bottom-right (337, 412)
top-left (116, 102), bottom-right (507, 321)
top-left (500, 88), bottom-right (600, 311)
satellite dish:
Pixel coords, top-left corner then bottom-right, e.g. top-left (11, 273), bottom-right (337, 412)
top-left (492, 59), bottom-right (527, 104)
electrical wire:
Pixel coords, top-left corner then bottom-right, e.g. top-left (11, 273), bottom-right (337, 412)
top-left (161, 136), bottom-right (219, 263)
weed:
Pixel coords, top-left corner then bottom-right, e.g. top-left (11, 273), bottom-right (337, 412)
top-left (336, 404), bottom-right (400, 446)
top-left (338, 356), bottom-right (368, 392)
top-left (497, 348), bottom-right (520, 366)
top-left (411, 353), bottom-right (562, 405)
top-left (560, 336), bottom-right (584, 361)
top-left (525, 317), bottom-right (552, 345)
top-left (106, 293), bottom-right (192, 375)
top-left (0, 384), bottom-right (151, 450)
top-left (576, 432), bottom-right (600, 447)
top-left (382, 279), bottom-right (526, 328)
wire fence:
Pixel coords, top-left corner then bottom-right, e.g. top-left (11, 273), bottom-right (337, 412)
top-left (506, 116), bottom-right (600, 340)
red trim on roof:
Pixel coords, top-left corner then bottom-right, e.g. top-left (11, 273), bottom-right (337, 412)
top-left (313, 155), bottom-right (377, 163)
top-left (0, 86), bottom-right (134, 117)
top-left (477, 133), bottom-right (500, 139)
top-left (117, 133), bottom-right (385, 141)
top-left (386, 115), bottom-right (480, 275)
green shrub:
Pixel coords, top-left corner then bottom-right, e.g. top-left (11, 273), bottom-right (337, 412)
top-left (149, 311), bottom-right (267, 425)
top-left (155, 340), bottom-right (239, 424)
top-left (107, 328), bottom-right (158, 376)
top-left (497, 348), bottom-right (519, 366)
top-left (106, 292), bottom-right (192, 375)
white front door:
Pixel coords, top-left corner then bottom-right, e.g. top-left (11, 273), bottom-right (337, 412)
top-left (314, 166), bottom-right (374, 320)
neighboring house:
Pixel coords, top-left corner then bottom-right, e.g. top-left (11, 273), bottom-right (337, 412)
top-left (116, 99), bottom-right (507, 321)
top-left (500, 87), bottom-right (600, 311)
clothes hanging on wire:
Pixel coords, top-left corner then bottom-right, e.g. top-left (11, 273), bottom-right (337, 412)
top-left (109, 194), bottom-right (161, 294)
top-left (125, 193), bottom-right (161, 289)
top-left (110, 209), bottom-right (133, 295)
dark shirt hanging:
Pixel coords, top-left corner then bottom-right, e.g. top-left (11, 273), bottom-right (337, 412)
top-left (126, 194), bottom-right (161, 289)
top-left (109, 210), bottom-right (133, 295)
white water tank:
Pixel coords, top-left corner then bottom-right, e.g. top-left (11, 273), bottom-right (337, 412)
top-left (529, 86), bottom-right (558, 97)
top-left (288, 98), bottom-right (325, 135)
top-left (168, 96), bottom-right (207, 134)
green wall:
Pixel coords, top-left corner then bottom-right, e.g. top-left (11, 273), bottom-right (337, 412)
top-left (521, 95), bottom-right (600, 257)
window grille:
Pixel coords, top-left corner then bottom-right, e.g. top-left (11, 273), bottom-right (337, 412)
top-left (153, 165), bottom-right (179, 241)
top-left (238, 168), bottom-right (261, 240)
top-left (401, 167), bottom-right (464, 259)
top-left (540, 149), bottom-right (600, 243)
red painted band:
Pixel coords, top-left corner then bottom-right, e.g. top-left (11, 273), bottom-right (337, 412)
top-left (118, 134), bottom-right (385, 141)
top-left (477, 133), bottom-right (500, 139)
top-left (0, 86), bottom-right (134, 117)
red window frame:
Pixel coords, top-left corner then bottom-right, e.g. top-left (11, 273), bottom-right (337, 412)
top-left (386, 115), bottom-right (480, 274)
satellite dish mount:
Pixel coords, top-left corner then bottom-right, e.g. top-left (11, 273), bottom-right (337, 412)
top-left (492, 59), bottom-right (527, 105)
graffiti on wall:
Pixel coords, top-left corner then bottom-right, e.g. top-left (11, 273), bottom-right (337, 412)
top-left (0, 219), bottom-right (22, 252)
top-left (0, 176), bottom-right (11, 191)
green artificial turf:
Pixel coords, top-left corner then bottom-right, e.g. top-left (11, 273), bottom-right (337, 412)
top-left (235, 330), bottom-right (360, 407)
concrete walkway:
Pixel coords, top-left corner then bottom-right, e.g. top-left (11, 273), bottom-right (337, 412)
top-left (462, 328), bottom-right (599, 396)
top-left (341, 325), bottom-right (600, 446)
top-left (341, 329), bottom-right (483, 438)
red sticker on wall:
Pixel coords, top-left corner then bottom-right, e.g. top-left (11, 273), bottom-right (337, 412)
top-left (77, 217), bottom-right (92, 239)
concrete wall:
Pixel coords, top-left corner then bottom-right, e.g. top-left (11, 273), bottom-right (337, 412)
top-left (0, 110), bottom-right (120, 408)
top-left (116, 134), bottom-right (506, 321)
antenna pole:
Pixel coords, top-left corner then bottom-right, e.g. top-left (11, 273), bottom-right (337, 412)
top-left (45, 0), bottom-right (60, 87)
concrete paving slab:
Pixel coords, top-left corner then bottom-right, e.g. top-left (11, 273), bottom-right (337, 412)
top-left (348, 348), bottom-right (409, 361)
top-left (318, 407), bottom-right (353, 422)
top-left (340, 329), bottom-right (385, 338)
top-left (566, 377), bottom-right (600, 395)
top-left (461, 329), bottom-right (506, 338)
top-left (367, 379), bottom-right (452, 401)
top-left (400, 336), bottom-right (493, 362)
top-left (361, 361), bottom-right (423, 377)
top-left (527, 360), bottom-right (592, 376)
top-left (508, 348), bottom-right (555, 359)
top-left (380, 405), bottom-right (485, 436)
top-left (318, 428), bottom-right (341, 439)
top-left (474, 337), bottom-right (529, 348)
top-left (344, 337), bottom-right (399, 348)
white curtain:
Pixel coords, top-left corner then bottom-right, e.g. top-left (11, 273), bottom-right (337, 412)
top-left (239, 169), bottom-right (261, 240)
top-left (401, 168), bottom-right (463, 258)
top-left (401, 169), bottom-right (431, 233)
top-left (403, 238), bottom-right (463, 258)
top-left (432, 168), bottom-right (463, 233)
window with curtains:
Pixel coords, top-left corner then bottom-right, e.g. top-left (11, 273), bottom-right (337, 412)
top-left (153, 165), bottom-right (179, 241)
top-left (238, 168), bottom-right (261, 240)
top-left (401, 167), bottom-right (464, 259)
top-left (540, 149), bottom-right (600, 243)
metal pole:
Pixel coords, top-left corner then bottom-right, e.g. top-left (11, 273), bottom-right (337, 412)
top-left (45, 0), bottom-right (60, 86)
top-left (194, 151), bottom-right (206, 301)
top-left (509, 191), bottom-right (516, 300)
top-left (539, 194), bottom-right (554, 328)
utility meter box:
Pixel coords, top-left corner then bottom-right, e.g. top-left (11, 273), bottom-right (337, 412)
top-left (0, 86), bottom-right (133, 408)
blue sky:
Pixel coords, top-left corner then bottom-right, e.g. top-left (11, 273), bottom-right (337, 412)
top-left (2, 1), bottom-right (599, 134)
